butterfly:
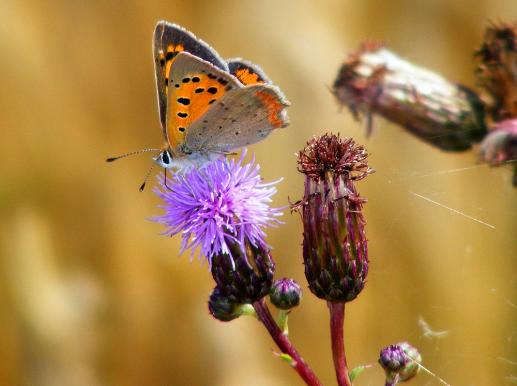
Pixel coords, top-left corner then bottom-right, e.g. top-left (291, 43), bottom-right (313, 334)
top-left (108, 21), bottom-right (290, 189)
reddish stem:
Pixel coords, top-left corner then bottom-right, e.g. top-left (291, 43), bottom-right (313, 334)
top-left (328, 301), bottom-right (352, 386)
top-left (253, 299), bottom-right (322, 386)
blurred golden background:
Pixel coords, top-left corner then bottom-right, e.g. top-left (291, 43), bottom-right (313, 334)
top-left (0, 0), bottom-right (516, 385)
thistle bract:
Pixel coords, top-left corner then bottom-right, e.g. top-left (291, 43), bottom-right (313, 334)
top-left (211, 240), bottom-right (275, 304)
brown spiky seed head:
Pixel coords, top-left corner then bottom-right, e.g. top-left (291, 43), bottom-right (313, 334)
top-left (298, 133), bottom-right (372, 181)
top-left (297, 134), bottom-right (371, 302)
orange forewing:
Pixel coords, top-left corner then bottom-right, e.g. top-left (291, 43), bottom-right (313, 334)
top-left (166, 73), bottom-right (232, 148)
top-left (153, 21), bottom-right (228, 134)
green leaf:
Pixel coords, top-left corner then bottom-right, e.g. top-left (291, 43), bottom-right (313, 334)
top-left (349, 365), bottom-right (368, 382)
top-left (277, 353), bottom-right (295, 367)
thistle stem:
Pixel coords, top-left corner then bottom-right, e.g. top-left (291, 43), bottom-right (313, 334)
top-left (253, 299), bottom-right (322, 386)
top-left (385, 374), bottom-right (400, 386)
top-left (328, 301), bottom-right (352, 386)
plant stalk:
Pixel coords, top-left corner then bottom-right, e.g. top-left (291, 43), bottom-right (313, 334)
top-left (329, 301), bottom-right (352, 386)
top-left (253, 299), bottom-right (322, 386)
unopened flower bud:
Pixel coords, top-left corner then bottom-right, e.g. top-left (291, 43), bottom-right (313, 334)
top-left (211, 240), bottom-right (275, 305)
top-left (379, 342), bottom-right (421, 384)
top-left (208, 287), bottom-right (240, 322)
top-left (297, 134), bottom-right (372, 302)
top-left (480, 119), bottom-right (517, 185)
top-left (481, 121), bottom-right (517, 164)
top-left (333, 42), bottom-right (486, 151)
top-left (270, 278), bottom-right (302, 310)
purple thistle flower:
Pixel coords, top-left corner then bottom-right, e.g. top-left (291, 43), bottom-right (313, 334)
top-left (152, 151), bottom-right (282, 266)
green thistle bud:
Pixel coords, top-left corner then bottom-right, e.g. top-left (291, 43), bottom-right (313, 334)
top-left (211, 239), bottom-right (275, 305)
top-left (208, 287), bottom-right (257, 322)
top-left (297, 134), bottom-right (372, 302)
top-left (270, 278), bottom-right (302, 310)
top-left (379, 342), bottom-right (422, 385)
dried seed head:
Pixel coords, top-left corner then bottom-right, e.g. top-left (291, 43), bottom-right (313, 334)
top-left (298, 133), bottom-right (371, 181)
top-left (298, 134), bottom-right (370, 302)
top-left (475, 21), bottom-right (517, 121)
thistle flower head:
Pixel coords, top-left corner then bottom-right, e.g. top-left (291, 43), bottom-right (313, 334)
top-left (298, 134), bottom-right (371, 302)
top-left (153, 151), bottom-right (282, 266)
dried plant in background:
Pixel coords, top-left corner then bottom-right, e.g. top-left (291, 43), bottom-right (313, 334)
top-left (333, 21), bottom-right (517, 185)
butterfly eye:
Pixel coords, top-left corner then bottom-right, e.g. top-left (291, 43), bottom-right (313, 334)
top-left (154, 150), bottom-right (174, 169)
top-left (162, 150), bottom-right (171, 165)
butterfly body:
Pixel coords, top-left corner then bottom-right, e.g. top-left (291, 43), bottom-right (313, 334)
top-left (151, 21), bottom-right (289, 170)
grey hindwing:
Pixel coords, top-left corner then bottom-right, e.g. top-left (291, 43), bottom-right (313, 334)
top-left (185, 84), bottom-right (289, 153)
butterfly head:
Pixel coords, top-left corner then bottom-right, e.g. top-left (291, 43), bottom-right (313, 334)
top-left (153, 149), bottom-right (175, 169)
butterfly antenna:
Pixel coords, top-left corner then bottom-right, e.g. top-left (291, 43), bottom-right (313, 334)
top-left (139, 164), bottom-right (155, 192)
top-left (106, 148), bottom-right (161, 162)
